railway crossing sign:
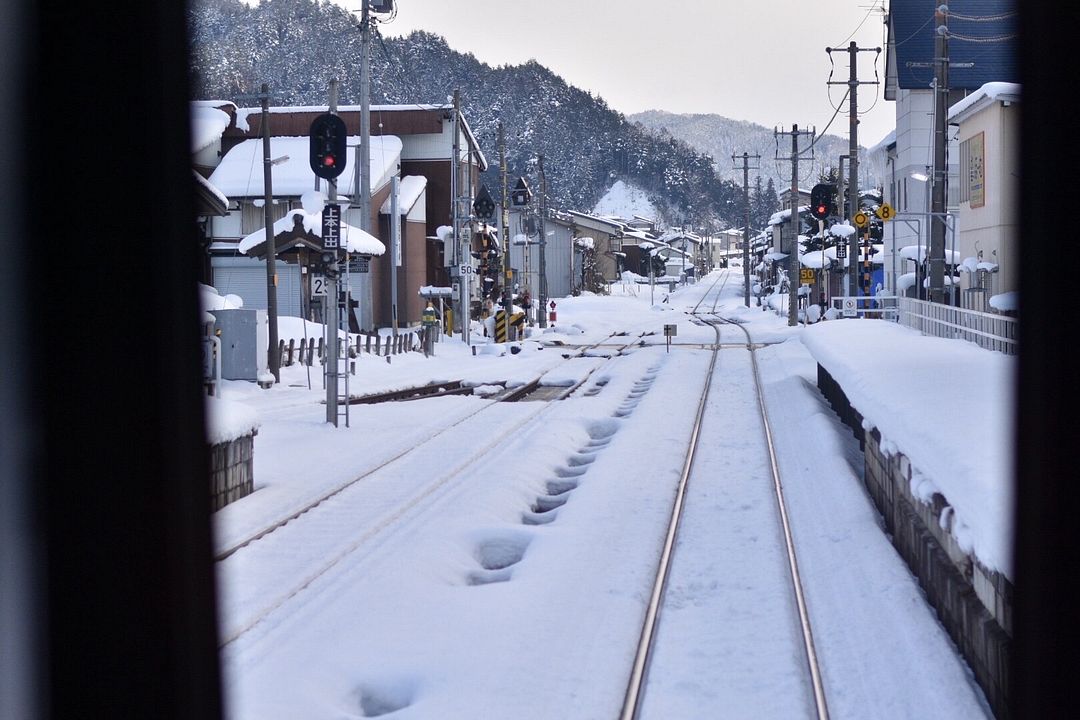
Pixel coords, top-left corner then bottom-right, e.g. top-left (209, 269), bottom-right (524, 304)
top-left (853, 211), bottom-right (870, 229)
top-left (875, 202), bottom-right (896, 221)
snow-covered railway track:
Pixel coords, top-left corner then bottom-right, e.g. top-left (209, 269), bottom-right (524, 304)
top-left (620, 271), bottom-right (830, 719)
top-left (213, 334), bottom-right (629, 563)
top-left (216, 339), bottom-right (640, 650)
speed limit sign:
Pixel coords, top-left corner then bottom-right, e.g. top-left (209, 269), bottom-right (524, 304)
top-left (875, 202), bottom-right (895, 221)
top-left (311, 274), bottom-right (328, 298)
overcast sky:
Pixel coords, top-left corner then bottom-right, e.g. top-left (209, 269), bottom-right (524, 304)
top-left (362, 0), bottom-right (896, 148)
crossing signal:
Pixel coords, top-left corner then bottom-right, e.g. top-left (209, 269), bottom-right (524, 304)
top-left (473, 184), bottom-right (496, 220)
top-left (810, 183), bottom-right (835, 221)
top-left (309, 113), bottom-right (347, 180)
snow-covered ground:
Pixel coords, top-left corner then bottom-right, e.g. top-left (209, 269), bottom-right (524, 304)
top-left (211, 271), bottom-right (1001, 718)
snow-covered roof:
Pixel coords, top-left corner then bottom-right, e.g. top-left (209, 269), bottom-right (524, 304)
top-left (899, 245), bottom-right (962, 264)
top-left (948, 82), bottom-right (1021, 124)
top-left (867, 129), bottom-right (897, 154)
top-left (830, 222), bottom-right (856, 238)
top-left (764, 252), bottom-right (789, 262)
top-left (209, 135), bottom-right (403, 198)
top-left (191, 104), bottom-right (231, 154)
top-left (379, 175), bottom-right (427, 215)
top-left (233, 104), bottom-right (489, 171)
top-left (238, 209), bottom-right (385, 256)
top-left (768, 206), bottom-right (809, 225)
top-left (194, 171), bottom-right (229, 209)
top-left (800, 253), bottom-right (832, 270)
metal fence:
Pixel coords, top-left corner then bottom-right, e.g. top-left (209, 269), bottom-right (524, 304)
top-left (898, 297), bottom-right (1017, 355)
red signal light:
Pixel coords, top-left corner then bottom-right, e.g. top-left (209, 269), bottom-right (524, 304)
top-left (323, 155), bottom-right (336, 167)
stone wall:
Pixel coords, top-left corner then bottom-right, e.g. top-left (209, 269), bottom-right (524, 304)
top-left (818, 365), bottom-right (1012, 719)
top-left (209, 432), bottom-right (255, 512)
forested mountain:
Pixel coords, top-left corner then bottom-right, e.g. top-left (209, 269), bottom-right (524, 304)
top-left (187, 0), bottom-right (767, 229)
top-left (630, 110), bottom-right (886, 193)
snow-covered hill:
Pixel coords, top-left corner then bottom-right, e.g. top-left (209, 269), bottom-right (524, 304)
top-left (592, 181), bottom-right (658, 220)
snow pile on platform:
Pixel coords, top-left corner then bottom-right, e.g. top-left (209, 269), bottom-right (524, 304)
top-left (802, 320), bottom-right (1015, 577)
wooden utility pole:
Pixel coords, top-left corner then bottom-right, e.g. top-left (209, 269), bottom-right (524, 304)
top-left (733, 151), bottom-right (761, 307)
top-left (259, 83), bottom-right (280, 383)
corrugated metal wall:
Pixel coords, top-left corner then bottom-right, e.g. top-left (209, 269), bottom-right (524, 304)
top-left (210, 256), bottom-right (303, 317)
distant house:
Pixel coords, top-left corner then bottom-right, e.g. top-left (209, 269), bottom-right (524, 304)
top-left (567, 211), bottom-right (624, 286)
top-left (507, 207), bottom-right (576, 304)
top-left (779, 187), bottom-right (812, 212)
top-left (948, 82), bottom-right (1020, 312)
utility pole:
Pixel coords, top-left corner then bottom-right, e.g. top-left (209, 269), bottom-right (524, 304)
top-left (499, 122), bottom-right (513, 320)
top-left (259, 83), bottom-right (280, 383)
top-left (357, 0), bottom-right (373, 327)
top-left (733, 151), bottom-right (760, 307)
top-left (929, 5), bottom-right (949, 303)
top-left (326, 79), bottom-right (340, 426)
top-left (450, 89), bottom-right (470, 343)
top-left (537, 154), bottom-right (548, 328)
top-left (775, 124), bottom-right (815, 326)
top-left (827, 41), bottom-right (881, 298)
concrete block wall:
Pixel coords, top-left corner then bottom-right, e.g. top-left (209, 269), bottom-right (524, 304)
top-left (818, 365), bottom-right (1011, 718)
top-left (209, 433), bottom-right (255, 512)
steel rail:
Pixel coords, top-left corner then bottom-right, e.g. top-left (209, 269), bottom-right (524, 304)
top-left (712, 306), bottom-right (831, 720)
top-left (218, 338), bottom-right (640, 648)
top-left (619, 270), bottom-right (728, 719)
top-left (214, 333), bottom-right (627, 562)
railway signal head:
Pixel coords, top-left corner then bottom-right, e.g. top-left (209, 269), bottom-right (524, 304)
top-left (309, 113), bottom-right (348, 180)
top-left (473, 184), bottom-right (496, 220)
top-left (810, 183), bottom-right (835, 221)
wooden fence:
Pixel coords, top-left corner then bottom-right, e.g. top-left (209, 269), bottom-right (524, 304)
top-left (275, 329), bottom-right (423, 370)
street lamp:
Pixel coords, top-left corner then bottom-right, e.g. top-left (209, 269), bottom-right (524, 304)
top-left (910, 170), bottom-right (930, 299)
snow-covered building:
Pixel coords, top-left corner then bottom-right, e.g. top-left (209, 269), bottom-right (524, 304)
top-left (507, 207), bottom-right (576, 304)
top-left (948, 82), bottom-right (1020, 311)
top-left (567, 211), bottom-right (624, 287)
top-left (779, 187), bottom-right (811, 212)
top-left (197, 104), bottom-right (487, 329)
top-left (883, 1), bottom-right (1018, 293)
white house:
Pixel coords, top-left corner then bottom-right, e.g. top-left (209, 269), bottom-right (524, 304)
top-left (948, 82), bottom-right (1020, 312)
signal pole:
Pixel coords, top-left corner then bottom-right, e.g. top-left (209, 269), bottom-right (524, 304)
top-left (775, 124), bottom-right (815, 326)
top-left (326, 79), bottom-right (340, 426)
top-left (827, 41), bottom-right (881, 297)
top-left (499, 122), bottom-right (512, 320)
top-left (538, 154), bottom-right (549, 328)
top-left (733, 151), bottom-right (760, 307)
top-left (259, 83), bottom-right (280, 382)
